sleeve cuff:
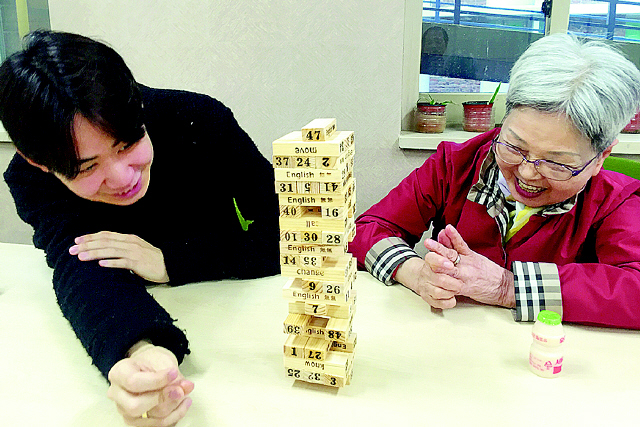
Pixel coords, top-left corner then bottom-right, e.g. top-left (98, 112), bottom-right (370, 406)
top-left (364, 237), bottom-right (421, 285)
top-left (512, 261), bottom-right (563, 322)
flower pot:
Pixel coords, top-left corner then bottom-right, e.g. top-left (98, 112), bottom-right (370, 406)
top-left (462, 101), bottom-right (494, 132)
top-left (415, 103), bottom-right (447, 133)
top-left (622, 111), bottom-right (640, 133)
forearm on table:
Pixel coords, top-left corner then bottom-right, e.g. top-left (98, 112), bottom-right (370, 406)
top-left (393, 257), bottom-right (425, 292)
top-left (363, 237), bottom-right (422, 285)
top-left (512, 261), bottom-right (562, 322)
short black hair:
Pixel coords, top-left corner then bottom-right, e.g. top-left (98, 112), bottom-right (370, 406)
top-left (0, 30), bottom-right (145, 178)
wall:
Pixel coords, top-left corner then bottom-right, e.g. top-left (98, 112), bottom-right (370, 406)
top-left (1, 0), bottom-right (430, 244)
top-left (48, 0), bottom-right (429, 210)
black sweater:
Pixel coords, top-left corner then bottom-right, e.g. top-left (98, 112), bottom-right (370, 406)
top-left (4, 86), bottom-right (280, 377)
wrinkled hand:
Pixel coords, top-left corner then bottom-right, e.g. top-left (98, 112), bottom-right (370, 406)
top-left (69, 231), bottom-right (169, 283)
top-left (426, 224), bottom-right (515, 308)
top-left (394, 249), bottom-right (464, 309)
top-left (108, 343), bottom-right (194, 426)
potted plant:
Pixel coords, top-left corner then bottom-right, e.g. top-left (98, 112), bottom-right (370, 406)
top-left (462, 83), bottom-right (501, 132)
top-left (415, 94), bottom-right (452, 133)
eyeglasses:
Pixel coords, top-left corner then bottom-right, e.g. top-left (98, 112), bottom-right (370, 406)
top-left (492, 138), bottom-right (600, 181)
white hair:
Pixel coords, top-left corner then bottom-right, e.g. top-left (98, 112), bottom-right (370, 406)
top-left (506, 33), bottom-right (640, 153)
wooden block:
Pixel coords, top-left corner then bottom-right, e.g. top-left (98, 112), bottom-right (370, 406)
top-left (318, 174), bottom-right (353, 194)
top-left (281, 254), bottom-right (324, 269)
top-left (318, 148), bottom-right (353, 170)
top-left (304, 302), bottom-right (328, 316)
top-left (280, 230), bottom-right (302, 243)
top-left (275, 181), bottom-right (296, 194)
top-left (283, 350), bottom-right (353, 377)
top-left (289, 296), bottom-right (356, 319)
top-left (283, 277), bottom-right (352, 303)
top-left (284, 334), bottom-right (308, 359)
top-left (283, 313), bottom-right (310, 335)
top-left (273, 131), bottom-right (352, 157)
top-left (300, 254), bottom-right (324, 268)
top-left (326, 314), bottom-right (353, 343)
top-left (273, 155), bottom-right (292, 168)
top-left (273, 164), bottom-right (348, 182)
top-left (291, 156), bottom-right (316, 168)
top-left (302, 280), bottom-right (323, 293)
top-left (321, 226), bottom-right (353, 246)
top-left (348, 225), bottom-right (356, 242)
top-left (280, 254), bottom-right (356, 283)
top-left (279, 205), bottom-right (303, 218)
top-left (301, 118), bottom-right (336, 141)
top-left (321, 206), bottom-right (346, 219)
top-left (280, 254), bottom-right (299, 268)
top-left (331, 332), bottom-right (357, 353)
top-left (284, 277), bottom-right (354, 304)
top-left (279, 214), bottom-right (354, 233)
top-left (296, 181), bottom-right (320, 194)
top-left (304, 337), bottom-right (331, 361)
top-left (279, 241), bottom-right (348, 257)
top-left (278, 191), bottom-right (353, 208)
top-left (282, 277), bottom-right (325, 294)
top-left (305, 316), bottom-right (329, 339)
top-left (284, 367), bottom-right (349, 387)
top-left (316, 155), bottom-right (342, 170)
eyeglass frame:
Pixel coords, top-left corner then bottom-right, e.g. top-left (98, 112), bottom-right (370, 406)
top-left (491, 138), bottom-right (601, 181)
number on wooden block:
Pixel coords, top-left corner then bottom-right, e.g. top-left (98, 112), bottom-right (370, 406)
top-left (273, 155), bottom-right (291, 168)
top-left (293, 156), bottom-right (316, 168)
top-left (280, 230), bottom-right (301, 242)
top-left (276, 182), bottom-right (296, 193)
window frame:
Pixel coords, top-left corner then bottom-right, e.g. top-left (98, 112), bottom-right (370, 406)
top-left (400, 0), bottom-right (640, 153)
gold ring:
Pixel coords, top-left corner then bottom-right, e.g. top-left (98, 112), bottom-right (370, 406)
top-left (453, 254), bottom-right (461, 266)
top-left (141, 412), bottom-right (149, 419)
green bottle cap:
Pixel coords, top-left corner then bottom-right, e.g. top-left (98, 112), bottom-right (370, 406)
top-left (537, 310), bottom-right (561, 325)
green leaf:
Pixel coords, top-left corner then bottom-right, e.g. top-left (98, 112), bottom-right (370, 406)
top-left (489, 82), bottom-right (501, 105)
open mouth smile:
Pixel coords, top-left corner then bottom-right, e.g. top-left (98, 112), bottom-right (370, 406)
top-left (516, 178), bottom-right (546, 197)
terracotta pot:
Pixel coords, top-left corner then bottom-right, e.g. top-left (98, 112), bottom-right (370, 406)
top-left (622, 111), bottom-right (640, 134)
top-left (462, 101), bottom-right (494, 132)
top-left (415, 103), bottom-right (447, 133)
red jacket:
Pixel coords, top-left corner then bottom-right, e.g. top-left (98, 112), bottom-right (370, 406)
top-left (351, 130), bottom-right (640, 329)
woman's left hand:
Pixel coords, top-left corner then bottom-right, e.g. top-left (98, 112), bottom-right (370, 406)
top-left (69, 231), bottom-right (169, 283)
top-left (424, 224), bottom-right (515, 308)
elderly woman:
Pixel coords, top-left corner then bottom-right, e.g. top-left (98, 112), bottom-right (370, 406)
top-left (350, 34), bottom-right (640, 329)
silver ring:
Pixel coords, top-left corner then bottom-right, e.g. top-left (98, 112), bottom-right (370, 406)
top-left (453, 254), bottom-right (461, 266)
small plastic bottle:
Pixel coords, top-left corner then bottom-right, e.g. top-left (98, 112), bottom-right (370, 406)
top-left (529, 310), bottom-right (565, 378)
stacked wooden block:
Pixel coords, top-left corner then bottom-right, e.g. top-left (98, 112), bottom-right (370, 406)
top-left (272, 118), bottom-right (357, 387)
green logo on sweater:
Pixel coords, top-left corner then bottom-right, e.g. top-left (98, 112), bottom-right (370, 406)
top-left (233, 198), bottom-right (254, 231)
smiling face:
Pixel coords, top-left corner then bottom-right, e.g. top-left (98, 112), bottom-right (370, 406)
top-left (496, 107), bottom-right (612, 208)
top-left (52, 114), bottom-right (153, 205)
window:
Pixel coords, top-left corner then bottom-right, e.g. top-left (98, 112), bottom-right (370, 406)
top-left (420, 1), bottom-right (547, 94)
top-left (569, 0), bottom-right (640, 41)
top-left (400, 0), bottom-right (640, 148)
top-left (419, 0), bottom-right (640, 94)
top-left (0, 0), bottom-right (50, 62)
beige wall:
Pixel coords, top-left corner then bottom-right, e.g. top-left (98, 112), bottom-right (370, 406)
top-left (48, 0), bottom-right (429, 208)
top-left (2, 0), bottom-right (430, 243)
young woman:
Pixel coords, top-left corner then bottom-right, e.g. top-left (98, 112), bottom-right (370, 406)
top-left (1, 30), bottom-right (280, 426)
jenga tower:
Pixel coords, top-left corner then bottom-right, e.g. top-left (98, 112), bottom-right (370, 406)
top-left (272, 118), bottom-right (357, 387)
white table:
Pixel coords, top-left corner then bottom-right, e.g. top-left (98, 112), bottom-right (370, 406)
top-left (1, 242), bottom-right (639, 426)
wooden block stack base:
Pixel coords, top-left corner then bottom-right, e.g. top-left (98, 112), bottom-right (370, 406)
top-left (273, 118), bottom-right (357, 388)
